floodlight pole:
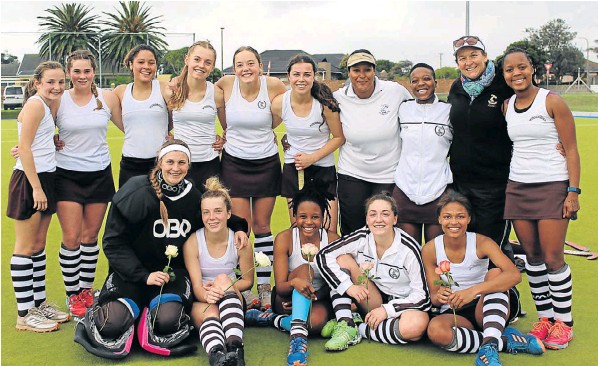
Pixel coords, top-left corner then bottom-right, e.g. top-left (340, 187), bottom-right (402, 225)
top-left (465, 1), bottom-right (470, 35)
top-left (578, 37), bottom-right (590, 88)
top-left (221, 27), bottom-right (224, 74)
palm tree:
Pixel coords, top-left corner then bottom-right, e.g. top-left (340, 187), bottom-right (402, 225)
top-left (36, 3), bottom-right (100, 63)
top-left (101, 1), bottom-right (168, 72)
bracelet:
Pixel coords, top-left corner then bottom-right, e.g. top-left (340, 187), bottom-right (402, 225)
top-left (567, 186), bottom-right (581, 195)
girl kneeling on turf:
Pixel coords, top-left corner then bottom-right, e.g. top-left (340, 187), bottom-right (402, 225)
top-left (423, 189), bottom-right (544, 366)
top-left (184, 177), bottom-right (254, 366)
top-left (316, 192), bottom-right (431, 351)
top-left (246, 178), bottom-right (339, 366)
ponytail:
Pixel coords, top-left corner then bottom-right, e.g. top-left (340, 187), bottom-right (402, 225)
top-left (202, 177), bottom-right (232, 211)
top-left (90, 81), bottom-right (103, 110)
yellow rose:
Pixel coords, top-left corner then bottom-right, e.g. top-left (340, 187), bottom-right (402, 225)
top-left (165, 245), bottom-right (178, 258)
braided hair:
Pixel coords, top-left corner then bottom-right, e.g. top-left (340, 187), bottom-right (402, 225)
top-left (66, 50), bottom-right (103, 110)
top-left (149, 139), bottom-right (190, 227)
top-left (289, 178), bottom-right (335, 231)
top-left (287, 54), bottom-right (340, 129)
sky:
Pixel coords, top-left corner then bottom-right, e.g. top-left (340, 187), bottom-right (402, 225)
top-left (1, 0), bottom-right (597, 71)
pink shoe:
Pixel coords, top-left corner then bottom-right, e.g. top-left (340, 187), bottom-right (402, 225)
top-left (528, 317), bottom-right (553, 341)
top-left (544, 320), bottom-right (573, 350)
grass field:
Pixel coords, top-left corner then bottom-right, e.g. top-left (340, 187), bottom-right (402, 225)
top-left (1, 115), bottom-right (597, 366)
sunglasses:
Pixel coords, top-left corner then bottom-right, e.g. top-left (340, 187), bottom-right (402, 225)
top-left (453, 36), bottom-right (483, 49)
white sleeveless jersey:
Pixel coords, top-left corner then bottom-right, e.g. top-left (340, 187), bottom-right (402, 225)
top-left (196, 228), bottom-right (238, 284)
top-left (121, 80), bottom-right (169, 159)
top-left (434, 232), bottom-right (489, 312)
top-left (15, 95), bottom-right (56, 173)
top-left (287, 227), bottom-right (329, 291)
top-left (395, 98), bottom-right (452, 204)
top-left (224, 75), bottom-right (278, 159)
top-left (55, 90), bottom-right (112, 171)
top-left (506, 88), bottom-right (568, 183)
top-left (172, 82), bottom-right (219, 162)
top-left (334, 78), bottom-right (412, 183)
top-left (281, 90), bottom-right (334, 166)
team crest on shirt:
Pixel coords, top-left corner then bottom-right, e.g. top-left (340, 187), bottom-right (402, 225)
top-left (389, 267), bottom-right (401, 279)
top-left (257, 100), bottom-right (267, 109)
top-left (487, 94), bottom-right (498, 107)
top-left (435, 125), bottom-right (446, 136)
top-left (149, 103), bottom-right (164, 109)
top-left (379, 104), bottom-right (390, 115)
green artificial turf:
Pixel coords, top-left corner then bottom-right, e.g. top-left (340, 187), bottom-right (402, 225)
top-left (1, 118), bottom-right (596, 365)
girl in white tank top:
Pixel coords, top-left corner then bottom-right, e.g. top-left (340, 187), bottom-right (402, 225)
top-left (215, 46), bottom-right (287, 309)
top-left (168, 41), bottom-right (225, 189)
top-left (422, 189), bottom-right (527, 361)
top-left (271, 55), bottom-right (345, 231)
top-left (113, 45), bottom-right (171, 187)
top-left (183, 177), bottom-right (253, 364)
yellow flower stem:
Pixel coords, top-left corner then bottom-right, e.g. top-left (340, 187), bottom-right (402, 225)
top-left (202, 266), bottom-right (255, 313)
top-left (152, 256), bottom-right (172, 329)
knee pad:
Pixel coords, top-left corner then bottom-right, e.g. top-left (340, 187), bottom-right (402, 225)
top-left (137, 294), bottom-right (196, 357)
top-left (74, 303), bottom-right (136, 359)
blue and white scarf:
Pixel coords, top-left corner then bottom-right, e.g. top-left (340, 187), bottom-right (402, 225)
top-left (461, 60), bottom-right (495, 101)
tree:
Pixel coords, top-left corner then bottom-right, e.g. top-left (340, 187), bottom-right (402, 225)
top-left (590, 39), bottom-right (598, 54)
top-left (497, 39), bottom-right (548, 77)
top-left (338, 54), bottom-right (349, 79)
top-left (36, 3), bottom-right (100, 63)
top-left (101, 1), bottom-right (168, 71)
top-left (524, 18), bottom-right (584, 83)
top-left (390, 59), bottom-right (413, 79)
top-left (2, 51), bottom-right (18, 64)
top-left (162, 47), bottom-right (188, 75)
top-left (376, 59), bottom-right (396, 74)
top-left (435, 66), bottom-right (459, 79)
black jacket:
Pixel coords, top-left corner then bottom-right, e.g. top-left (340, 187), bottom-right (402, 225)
top-left (102, 175), bottom-right (248, 284)
top-left (448, 73), bottom-right (514, 185)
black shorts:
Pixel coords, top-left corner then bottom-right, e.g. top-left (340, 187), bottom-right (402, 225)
top-left (393, 185), bottom-right (450, 224)
top-left (337, 174), bottom-right (394, 236)
top-left (187, 157), bottom-right (221, 193)
top-left (438, 287), bottom-right (520, 330)
top-left (220, 149), bottom-right (281, 198)
top-left (6, 169), bottom-right (56, 220)
top-left (97, 268), bottom-right (194, 312)
top-left (281, 163), bottom-right (337, 198)
top-left (55, 165), bottom-right (115, 204)
top-left (119, 156), bottom-right (156, 188)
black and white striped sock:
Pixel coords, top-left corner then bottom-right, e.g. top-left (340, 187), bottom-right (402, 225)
top-left (254, 233), bottom-right (273, 285)
top-left (481, 292), bottom-right (509, 349)
top-left (290, 319), bottom-right (308, 339)
top-left (79, 241), bottom-right (99, 290)
top-left (59, 244), bottom-right (80, 296)
top-left (358, 318), bottom-right (407, 344)
top-left (219, 291), bottom-right (244, 346)
top-left (272, 314), bottom-right (289, 331)
top-left (31, 249), bottom-right (47, 307)
top-left (330, 290), bottom-right (354, 326)
top-left (199, 317), bottom-right (226, 354)
top-left (11, 255), bottom-right (34, 317)
top-left (444, 327), bottom-right (484, 353)
top-left (548, 264), bottom-right (573, 326)
top-left (525, 261), bottom-right (554, 320)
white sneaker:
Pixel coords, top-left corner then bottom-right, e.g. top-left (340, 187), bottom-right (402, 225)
top-left (16, 307), bottom-right (60, 333)
top-left (38, 300), bottom-right (71, 323)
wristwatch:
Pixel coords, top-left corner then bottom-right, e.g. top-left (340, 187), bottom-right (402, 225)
top-left (567, 186), bottom-right (581, 195)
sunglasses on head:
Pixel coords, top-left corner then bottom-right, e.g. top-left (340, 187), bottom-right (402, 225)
top-left (453, 36), bottom-right (482, 48)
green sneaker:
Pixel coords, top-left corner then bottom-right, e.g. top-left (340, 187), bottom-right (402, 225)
top-left (324, 321), bottom-right (361, 351)
top-left (321, 319), bottom-right (338, 338)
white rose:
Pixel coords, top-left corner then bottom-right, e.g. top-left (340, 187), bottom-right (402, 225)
top-left (301, 243), bottom-right (319, 258)
top-left (254, 251), bottom-right (271, 267)
top-left (165, 245), bottom-right (178, 258)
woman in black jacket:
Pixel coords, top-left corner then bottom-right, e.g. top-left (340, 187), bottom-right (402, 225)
top-left (74, 139), bottom-right (248, 359)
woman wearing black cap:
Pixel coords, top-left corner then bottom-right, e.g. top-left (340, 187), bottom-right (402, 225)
top-left (334, 49), bottom-right (412, 235)
top-left (447, 36), bottom-right (515, 262)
